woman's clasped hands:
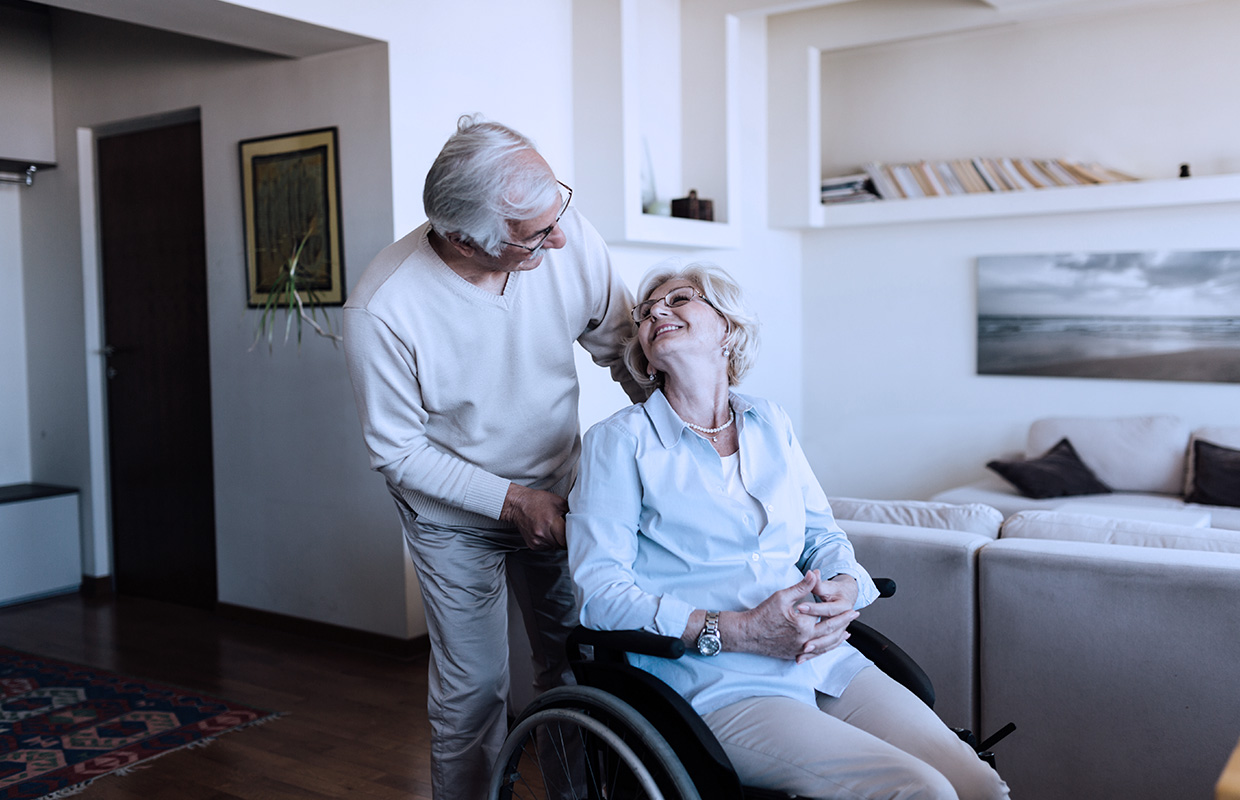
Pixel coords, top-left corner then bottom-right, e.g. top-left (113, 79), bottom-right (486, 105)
top-left (735, 569), bottom-right (860, 664)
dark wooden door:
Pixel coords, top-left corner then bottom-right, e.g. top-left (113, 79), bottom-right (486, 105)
top-left (97, 120), bottom-right (217, 609)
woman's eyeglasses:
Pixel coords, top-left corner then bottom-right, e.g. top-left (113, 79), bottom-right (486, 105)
top-left (631, 286), bottom-right (708, 324)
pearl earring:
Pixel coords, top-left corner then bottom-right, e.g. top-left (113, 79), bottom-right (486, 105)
top-left (722, 346), bottom-right (730, 357)
top-left (647, 371), bottom-right (658, 381)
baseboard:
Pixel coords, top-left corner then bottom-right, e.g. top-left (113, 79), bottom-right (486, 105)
top-left (79, 575), bottom-right (114, 599)
top-left (216, 601), bottom-right (430, 660)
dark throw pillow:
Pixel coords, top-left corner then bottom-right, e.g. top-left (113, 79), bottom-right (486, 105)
top-left (1185, 439), bottom-right (1240, 508)
top-left (987, 437), bottom-right (1112, 500)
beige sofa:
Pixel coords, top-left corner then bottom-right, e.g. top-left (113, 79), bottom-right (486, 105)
top-left (931, 415), bottom-right (1240, 530)
top-left (831, 498), bottom-right (1240, 800)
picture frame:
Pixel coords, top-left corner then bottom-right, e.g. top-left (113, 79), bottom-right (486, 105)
top-left (239, 127), bottom-right (344, 307)
top-left (977, 250), bottom-right (1240, 383)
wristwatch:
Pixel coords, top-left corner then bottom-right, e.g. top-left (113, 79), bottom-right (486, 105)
top-left (696, 611), bottom-right (722, 656)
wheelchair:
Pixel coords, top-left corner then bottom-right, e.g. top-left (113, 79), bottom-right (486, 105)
top-left (488, 579), bottom-right (1013, 800)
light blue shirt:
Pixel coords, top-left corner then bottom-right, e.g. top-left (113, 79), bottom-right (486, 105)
top-left (567, 390), bottom-right (879, 715)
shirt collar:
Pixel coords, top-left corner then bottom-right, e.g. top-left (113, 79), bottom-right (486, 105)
top-left (644, 388), bottom-right (758, 450)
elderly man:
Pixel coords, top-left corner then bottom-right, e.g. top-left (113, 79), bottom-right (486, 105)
top-left (343, 116), bottom-right (645, 798)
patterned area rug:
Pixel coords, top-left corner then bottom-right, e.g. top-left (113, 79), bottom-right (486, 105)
top-left (0, 646), bottom-right (282, 799)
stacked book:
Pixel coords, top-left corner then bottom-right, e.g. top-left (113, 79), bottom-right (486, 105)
top-left (827, 158), bottom-right (1140, 202)
top-left (820, 172), bottom-right (880, 204)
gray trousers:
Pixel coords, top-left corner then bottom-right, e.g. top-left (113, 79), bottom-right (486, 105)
top-left (704, 665), bottom-right (1011, 800)
top-left (401, 512), bottom-right (577, 800)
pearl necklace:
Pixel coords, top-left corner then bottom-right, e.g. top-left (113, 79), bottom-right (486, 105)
top-left (686, 406), bottom-right (735, 442)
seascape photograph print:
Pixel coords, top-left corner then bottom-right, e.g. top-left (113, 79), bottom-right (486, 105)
top-left (977, 250), bottom-right (1240, 383)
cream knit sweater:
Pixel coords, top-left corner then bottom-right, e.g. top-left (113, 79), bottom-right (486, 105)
top-left (343, 209), bottom-right (644, 528)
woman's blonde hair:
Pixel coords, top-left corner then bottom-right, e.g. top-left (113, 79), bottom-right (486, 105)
top-left (624, 262), bottom-right (760, 389)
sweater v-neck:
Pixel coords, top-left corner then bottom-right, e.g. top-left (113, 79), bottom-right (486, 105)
top-left (424, 228), bottom-right (522, 308)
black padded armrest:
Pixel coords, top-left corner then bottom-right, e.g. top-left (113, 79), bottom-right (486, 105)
top-left (568, 626), bottom-right (686, 660)
top-left (568, 579), bottom-right (895, 662)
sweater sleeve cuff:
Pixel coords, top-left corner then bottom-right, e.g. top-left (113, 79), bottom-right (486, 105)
top-left (463, 471), bottom-right (512, 521)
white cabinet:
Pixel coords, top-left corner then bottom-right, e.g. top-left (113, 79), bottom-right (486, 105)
top-left (572, 0), bottom-right (740, 249)
top-left (0, 485), bottom-right (82, 606)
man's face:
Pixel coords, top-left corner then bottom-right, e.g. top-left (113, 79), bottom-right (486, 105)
top-left (486, 186), bottom-right (570, 273)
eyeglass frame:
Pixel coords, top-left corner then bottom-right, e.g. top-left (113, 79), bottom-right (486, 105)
top-left (499, 181), bottom-right (573, 253)
top-left (630, 286), bottom-right (712, 324)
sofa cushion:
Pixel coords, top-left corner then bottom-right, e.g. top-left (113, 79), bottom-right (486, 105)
top-left (1184, 426), bottom-right (1240, 496)
top-left (1027, 415), bottom-right (1187, 494)
top-left (827, 497), bottom-right (1002, 537)
top-left (987, 438), bottom-right (1112, 500)
top-left (1185, 439), bottom-right (1240, 508)
top-left (1000, 509), bottom-right (1240, 553)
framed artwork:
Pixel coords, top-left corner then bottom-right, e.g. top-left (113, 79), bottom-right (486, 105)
top-left (977, 250), bottom-right (1240, 383)
top-left (240, 127), bottom-right (344, 307)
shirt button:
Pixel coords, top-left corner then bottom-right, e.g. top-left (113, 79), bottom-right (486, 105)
top-left (766, 504), bottom-right (774, 512)
top-left (750, 552), bottom-right (760, 562)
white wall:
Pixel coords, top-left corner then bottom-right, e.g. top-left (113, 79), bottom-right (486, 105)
top-left (227, 0), bottom-right (806, 426)
top-left (0, 187), bottom-right (31, 485)
top-left (22, 11), bottom-right (409, 635)
top-left (818, 0), bottom-right (1240, 180)
top-left (803, 0), bottom-right (1240, 500)
top-left (10, 0), bottom-right (802, 639)
top-left (1, 2), bottom-right (53, 487)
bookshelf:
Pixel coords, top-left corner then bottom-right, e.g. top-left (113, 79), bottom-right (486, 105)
top-left (818, 173), bottom-right (1240, 228)
top-left (572, 0), bottom-right (741, 249)
top-left (768, 41), bottom-right (1240, 230)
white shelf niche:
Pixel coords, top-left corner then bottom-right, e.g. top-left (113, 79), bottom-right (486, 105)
top-left (818, 172), bottom-right (1240, 228)
top-left (573, 0), bottom-right (741, 249)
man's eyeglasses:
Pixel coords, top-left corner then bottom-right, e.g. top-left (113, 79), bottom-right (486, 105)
top-left (501, 181), bottom-right (573, 253)
top-left (631, 286), bottom-right (709, 324)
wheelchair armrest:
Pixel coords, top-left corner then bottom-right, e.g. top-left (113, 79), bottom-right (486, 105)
top-left (568, 626), bottom-right (686, 661)
top-left (567, 578), bottom-right (894, 663)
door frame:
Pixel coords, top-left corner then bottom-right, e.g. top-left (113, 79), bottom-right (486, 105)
top-left (76, 107), bottom-right (205, 583)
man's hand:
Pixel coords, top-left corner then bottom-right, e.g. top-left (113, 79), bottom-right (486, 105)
top-left (501, 483), bottom-right (568, 550)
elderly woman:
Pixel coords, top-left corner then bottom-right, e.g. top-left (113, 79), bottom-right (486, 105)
top-left (567, 264), bottom-right (1008, 800)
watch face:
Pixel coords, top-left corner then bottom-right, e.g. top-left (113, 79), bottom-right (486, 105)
top-left (697, 634), bottom-right (722, 656)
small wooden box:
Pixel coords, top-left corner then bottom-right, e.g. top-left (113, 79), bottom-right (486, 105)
top-left (670, 190), bottom-right (713, 221)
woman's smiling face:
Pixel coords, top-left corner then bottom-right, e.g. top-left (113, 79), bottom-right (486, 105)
top-left (639, 279), bottom-right (727, 374)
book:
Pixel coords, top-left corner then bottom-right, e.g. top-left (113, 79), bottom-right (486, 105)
top-left (914, 161), bottom-right (947, 196)
top-left (972, 158), bottom-right (1007, 192)
top-left (995, 158), bottom-right (1033, 190)
top-left (890, 163), bottom-right (925, 198)
top-left (934, 161), bottom-right (967, 195)
top-left (1089, 163), bottom-right (1139, 182)
top-left (1013, 158), bottom-right (1050, 189)
top-left (881, 164), bottom-right (906, 198)
top-left (950, 159), bottom-right (991, 193)
top-left (1057, 160), bottom-right (1103, 184)
top-left (821, 172), bottom-right (871, 192)
top-left (861, 162), bottom-right (902, 200)
top-left (1037, 159), bottom-right (1083, 186)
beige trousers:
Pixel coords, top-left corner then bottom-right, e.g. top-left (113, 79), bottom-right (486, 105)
top-left (703, 665), bottom-right (1011, 800)
top-left (401, 512), bottom-right (577, 800)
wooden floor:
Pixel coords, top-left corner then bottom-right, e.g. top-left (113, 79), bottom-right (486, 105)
top-left (0, 592), bottom-right (435, 799)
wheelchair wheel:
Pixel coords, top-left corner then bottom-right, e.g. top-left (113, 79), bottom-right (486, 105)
top-left (489, 685), bottom-right (701, 800)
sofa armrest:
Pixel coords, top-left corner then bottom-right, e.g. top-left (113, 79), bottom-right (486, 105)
top-left (842, 519), bottom-right (991, 732)
top-left (979, 539), bottom-right (1240, 800)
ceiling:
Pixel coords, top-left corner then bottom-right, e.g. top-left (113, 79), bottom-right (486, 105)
top-left (18, 0), bottom-right (1205, 58)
